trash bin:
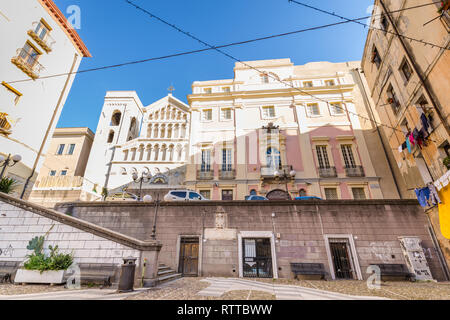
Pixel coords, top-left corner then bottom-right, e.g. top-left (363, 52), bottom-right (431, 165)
top-left (118, 257), bottom-right (137, 293)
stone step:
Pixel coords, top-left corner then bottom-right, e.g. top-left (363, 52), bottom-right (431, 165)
top-left (157, 272), bottom-right (182, 285)
top-left (158, 269), bottom-right (176, 276)
top-left (158, 265), bottom-right (171, 272)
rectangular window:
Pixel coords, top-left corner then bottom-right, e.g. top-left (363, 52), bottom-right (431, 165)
top-left (371, 46), bottom-right (381, 68)
top-left (324, 188), bottom-right (338, 200)
top-left (222, 189), bottom-right (233, 200)
top-left (387, 84), bottom-right (401, 113)
top-left (325, 80), bottom-right (335, 86)
top-left (20, 42), bottom-right (41, 68)
top-left (352, 187), bottom-right (366, 200)
top-left (60, 170), bottom-right (67, 176)
top-left (57, 144), bottom-right (65, 155)
top-left (221, 108), bottom-right (232, 120)
top-left (67, 144), bottom-right (75, 155)
top-left (307, 103), bottom-right (320, 116)
top-left (261, 74), bottom-right (269, 83)
top-left (202, 109), bottom-right (212, 121)
top-left (341, 145), bottom-right (356, 168)
top-left (49, 170), bottom-right (56, 176)
top-left (400, 58), bottom-right (413, 83)
top-left (316, 145), bottom-right (330, 168)
top-left (34, 19), bottom-right (51, 41)
top-left (303, 81), bottom-right (313, 88)
top-left (203, 88), bottom-right (212, 94)
top-left (380, 14), bottom-right (389, 32)
top-left (222, 87), bottom-right (230, 92)
top-left (222, 148), bottom-right (232, 171)
top-left (199, 190), bottom-right (211, 199)
top-left (330, 103), bottom-right (344, 115)
top-left (201, 149), bottom-right (211, 172)
top-left (262, 106), bottom-right (275, 118)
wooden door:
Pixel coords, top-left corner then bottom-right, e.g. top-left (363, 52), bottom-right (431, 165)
top-left (179, 238), bottom-right (199, 276)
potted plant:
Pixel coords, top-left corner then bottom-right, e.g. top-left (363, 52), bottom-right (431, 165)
top-left (438, 0), bottom-right (449, 14)
top-left (443, 156), bottom-right (450, 169)
top-left (0, 177), bottom-right (18, 194)
top-left (14, 236), bottom-right (73, 285)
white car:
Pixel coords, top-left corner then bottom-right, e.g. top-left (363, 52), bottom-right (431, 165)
top-left (163, 190), bottom-right (208, 201)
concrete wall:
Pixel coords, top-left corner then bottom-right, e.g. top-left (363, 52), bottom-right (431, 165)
top-left (56, 199), bottom-right (449, 281)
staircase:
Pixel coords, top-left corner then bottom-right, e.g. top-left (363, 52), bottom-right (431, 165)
top-left (157, 264), bottom-right (182, 285)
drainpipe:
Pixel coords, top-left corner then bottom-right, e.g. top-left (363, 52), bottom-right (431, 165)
top-left (353, 68), bottom-right (402, 199)
top-left (379, 0), bottom-right (450, 137)
top-left (20, 53), bottom-right (79, 199)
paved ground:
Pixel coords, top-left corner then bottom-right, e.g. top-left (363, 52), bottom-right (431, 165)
top-left (1, 278), bottom-right (449, 300)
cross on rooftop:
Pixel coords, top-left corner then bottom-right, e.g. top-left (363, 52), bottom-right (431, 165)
top-left (167, 85), bottom-right (175, 94)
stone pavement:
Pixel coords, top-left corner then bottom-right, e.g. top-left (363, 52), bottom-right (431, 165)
top-left (0, 287), bottom-right (150, 300)
top-left (197, 278), bottom-right (389, 300)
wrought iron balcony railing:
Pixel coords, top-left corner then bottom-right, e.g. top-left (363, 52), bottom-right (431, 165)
top-left (28, 25), bottom-right (56, 53)
top-left (345, 165), bottom-right (365, 177)
top-left (197, 169), bottom-right (214, 180)
top-left (34, 176), bottom-right (84, 189)
top-left (11, 48), bottom-right (44, 79)
top-left (219, 169), bottom-right (236, 180)
top-left (318, 166), bottom-right (337, 178)
top-left (0, 113), bottom-right (12, 136)
top-left (261, 165), bottom-right (293, 178)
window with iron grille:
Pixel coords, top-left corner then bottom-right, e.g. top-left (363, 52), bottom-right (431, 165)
top-left (307, 103), bottom-right (320, 116)
top-left (201, 149), bottom-right (211, 172)
top-left (352, 187), bottom-right (366, 200)
top-left (316, 145), bottom-right (330, 168)
top-left (222, 189), bottom-right (233, 200)
top-left (221, 108), bottom-right (232, 120)
top-left (202, 109), bottom-right (212, 121)
top-left (330, 103), bottom-right (344, 115)
top-left (324, 188), bottom-right (338, 199)
top-left (199, 190), bottom-right (211, 199)
top-left (222, 148), bottom-right (232, 171)
top-left (341, 145), bottom-right (356, 168)
top-left (400, 58), bottom-right (413, 83)
top-left (262, 106), bottom-right (275, 118)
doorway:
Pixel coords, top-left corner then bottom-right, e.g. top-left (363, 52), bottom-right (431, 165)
top-left (242, 238), bottom-right (273, 278)
top-left (328, 238), bottom-right (354, 279)
top-left (178, 237), bottom-right (199, 276)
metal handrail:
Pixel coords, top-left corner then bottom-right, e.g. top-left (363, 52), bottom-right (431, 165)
top-left (318, 166), bottom-right (337, 178)
top-left (345, 165), bottom-right (365, 177)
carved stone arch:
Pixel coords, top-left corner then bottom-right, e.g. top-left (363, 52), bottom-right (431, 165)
top-left (110, 110), bottom-right (122, 126)
top-left (107, 130), bottom-right (115, 143)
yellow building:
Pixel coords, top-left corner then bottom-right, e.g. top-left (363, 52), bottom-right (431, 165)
top-left (28, 127), bottom-right (94, 207)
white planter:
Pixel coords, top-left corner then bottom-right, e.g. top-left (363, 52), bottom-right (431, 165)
top-left (14, 269), bottom-right (66, 284)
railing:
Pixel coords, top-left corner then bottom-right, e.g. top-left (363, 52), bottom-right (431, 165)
top-left (261, 165), bottom-right (292, 178)
top-left (219, 169), bottom-right (236, 180)
top-left (345, 165), bottom-right (365, 177)
top-left (11, 48), bottom-right (45, 79)
top-left (318, 166), bottom-right (337, 178)
top-left (197, 169), bottom-right (214, 180)
top-left (34, 176), bottom-right (84, 189)
top-left (0, 113), bottom-right (12, 136)
top-left (28, 24), bottom-right (56, 52)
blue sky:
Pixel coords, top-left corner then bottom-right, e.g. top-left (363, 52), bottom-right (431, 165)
top-left (54, 0), bottom-right (374, 131)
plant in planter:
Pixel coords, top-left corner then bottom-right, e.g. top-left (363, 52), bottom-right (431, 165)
top-left (14, 236), bottom-right (73, 284)
top-left (0, 177), bottom-right (18, 194)
top-left (443, 156), bottom-right (450, 169)
top-left (438, 0), bottom-right (449, 14)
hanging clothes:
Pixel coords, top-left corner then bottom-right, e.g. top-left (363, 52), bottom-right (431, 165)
top-left (415, 187), bottom-right (430, 207)
top-left (406, 138), bottom-right (412, 153)
top-left (428, 183), bottom-right (442, 205)
top-left (420, 113), bottom-right (430, 132)
top-left (419, 127), bottom-right (429, 140)
top-left (409, 133), bottom-right (416, 146)
top-left (435, 180), bottom-right (443, 191)
top-left (398, 145), bottom-right (403, 153)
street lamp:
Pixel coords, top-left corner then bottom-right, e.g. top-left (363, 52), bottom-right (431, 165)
top-left (0, 154), bottom-right (22, 179)
top-left (150, 194), bottom-right (161, 240)
top-left (132, 171), bottom-right (151, 201)
top-left (274, 167), bottom-right (296, 200)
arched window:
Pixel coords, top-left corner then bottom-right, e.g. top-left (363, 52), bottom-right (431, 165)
top-left (266, 147), bottom-right (281, 169)
top-left (147, 124), bottom-right (152, 138)
top-left (299, 189), bottom-right (307, 197)
top-left (110, 111), bottom-right (121, 126)
top-left (107, 130), bottom-right (114, 143)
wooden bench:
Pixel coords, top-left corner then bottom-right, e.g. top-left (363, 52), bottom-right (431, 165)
top-left (369, 263), bottom-right (414, 281)
top-left (65, 263), bottom-right (117, 287)
top-left (0, 261), bottom-right (20, 283)
top-left (290, 263), bottom-right (327, 280)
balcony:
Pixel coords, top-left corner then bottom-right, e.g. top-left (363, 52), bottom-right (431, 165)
top-left (318, 166), bottom-right (337, 178)
top-left (345, 165), bottom-right (365, 177)
top-left (34, 176), bottom-right (84, 189)
top-left (261, 165), bottom-right (292, 179)
top-left (219, 169), bottom-right (236, 180)
top-left (0, 113), bottom-right (12, 136)
top-left (11, 48), bottom-right (44, 79)
top-left (27, 28), bottom-right (55, 53)
top-left (197, 169), bottom-right (214, 180)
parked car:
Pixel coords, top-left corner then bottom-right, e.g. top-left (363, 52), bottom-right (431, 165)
top-left (245, 195), bottom-right (268, 201)
top-left (294, 196), bottom-right (323, 201)
top-left (163, 190), bottom-right (208, 201)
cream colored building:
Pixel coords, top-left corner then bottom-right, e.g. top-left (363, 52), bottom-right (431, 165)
top-left (0, 0), bottom-right (90, 199)
top-left (28, 127), bottom-right (94, 207)
top-left (186, 58), bottom-right (401, 200)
